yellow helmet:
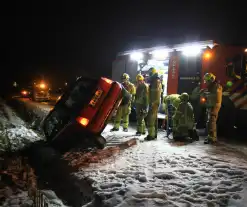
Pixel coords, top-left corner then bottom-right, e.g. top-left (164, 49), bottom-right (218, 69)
top-left (121, 73), bottom-right (130, 81)
top-left (204, 73), bottom-right (216, 83)
top-left (180, 93), bottom-right (189, 102)
top-left (149, 67), bottom-right (157, 76)
top-left (136, 74), bottom-right (144, 81)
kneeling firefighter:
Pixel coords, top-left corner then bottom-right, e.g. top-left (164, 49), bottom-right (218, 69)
top-left (172, 93), bottom-right (199, 141)
top-left (162, 94), bottom-right (181, 137)
top-left (201, 73), bottom-right (222, 144)
top-left (145, 68), bottom-right (162, 141)
top-left (111, 73), bottom-right (136, 132)
top-left (135, 74), bottom-right (149, 136)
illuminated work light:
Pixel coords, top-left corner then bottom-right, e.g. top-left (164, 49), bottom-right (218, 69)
top-left (182, 45), bottom-right (201, 56)
top-left (151, 49), bottom-right (169, 60)
top-left (130, 52), bottom-right (143, 61)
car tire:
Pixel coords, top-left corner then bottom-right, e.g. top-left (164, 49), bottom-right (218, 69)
top-left (94, 135), bottom-right (106, 149)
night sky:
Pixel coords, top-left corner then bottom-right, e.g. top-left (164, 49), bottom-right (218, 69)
top-left (2, 0), bottom-right (247, 93)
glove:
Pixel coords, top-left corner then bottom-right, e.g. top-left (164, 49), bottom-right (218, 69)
top-left (140, 108), bottom-right (147, 115)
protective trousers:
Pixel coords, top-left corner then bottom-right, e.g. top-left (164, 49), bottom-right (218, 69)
top-left (136, 104), bottom-right (147, 133)
top-left (147, 103), bottom-right (159, 139)
top-left (206, 104), bottom-right (221, 141)
top-left (114, 103), bottom-right (131, 129)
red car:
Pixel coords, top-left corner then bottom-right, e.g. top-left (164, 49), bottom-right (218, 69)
top-left (42, 76), bottom-right (127, 151)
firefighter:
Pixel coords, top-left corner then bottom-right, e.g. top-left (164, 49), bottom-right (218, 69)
top-left (202, 73), bottom-right (222, 144)
top-left (145, 68), bottom-right (162, 141)
top-left (135, 74), bottom-right (149, 136)
top-left (163, 94), bottom-right (181, 116)
top-left (191, 81), bottom-right (206, 128)
top-left (162, 94), bottom-right (181, 136)
top-left (111, 73), bottom-right (136, 132)
top-left (172, 93), bottom-right (199, 141)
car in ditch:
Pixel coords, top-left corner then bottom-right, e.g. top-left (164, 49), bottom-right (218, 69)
top-left (42, 76), bottom-right (130, 151)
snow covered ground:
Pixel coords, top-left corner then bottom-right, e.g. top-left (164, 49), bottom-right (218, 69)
top-left (0, 100), bottom-right (67, 207)
top-left (78, 125), bottom-right (247, 207)
top-left (0, 101), bottom-right (43, 153)
top-left (4, 98), bottom-right (247, 207)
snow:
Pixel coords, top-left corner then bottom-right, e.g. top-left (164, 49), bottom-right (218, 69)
top-left (0, 101), bottom-right (43, 152)
top-left (4, 99), bottom-right (247, 206)
top-left (77, 125), bottom-right (247, 207)
top-left (0, 100), bottom-right (64, 207)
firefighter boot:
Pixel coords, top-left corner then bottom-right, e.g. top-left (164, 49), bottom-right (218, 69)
top-left (136, 131), bottom-right (142, 136)
top-left (145, 128), bottom-right (157, 141)
top-left (144, 135), bottom-right (154, 141)
top-left (189, 129), bottom-right (199, 141)
top-left (204, 136), bottom-right (217, 144)
top-left (110, 127), bottom-right (119, 132)
top-left (123, 128), bottom-right (128, 132)
top-left (204, 136), bottom-right (209, 144)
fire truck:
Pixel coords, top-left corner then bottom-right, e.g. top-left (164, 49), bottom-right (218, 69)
top-left (31, 80), bottom-right (50, 102)
top-left (112, 40), bottom-right (247, 135)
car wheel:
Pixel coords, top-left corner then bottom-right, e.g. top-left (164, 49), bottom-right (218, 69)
top-left (94, 135), bottom-right (106, 149)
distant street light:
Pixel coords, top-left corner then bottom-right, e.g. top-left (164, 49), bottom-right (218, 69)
top-left (65, 82), bottom-right (68, 86)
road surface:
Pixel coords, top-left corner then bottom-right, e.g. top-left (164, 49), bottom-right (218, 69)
top-left (18, 97), bottom-right (54, 111)
top-left (9, 98), bottom-right (247, 206)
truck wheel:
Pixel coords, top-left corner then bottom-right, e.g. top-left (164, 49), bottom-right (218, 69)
top-left (217, 96), bottom-right (236, 138)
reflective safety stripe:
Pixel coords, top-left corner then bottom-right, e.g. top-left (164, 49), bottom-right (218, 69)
top-left (229, 93), bottom-right (239, 100)
top-left (230, 89), bottom-right (247, 101)
top-left (235, 94), bottom-right (247, 107)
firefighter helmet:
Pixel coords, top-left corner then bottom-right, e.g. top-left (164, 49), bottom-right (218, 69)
top-left (121, 73), bottom-right (130, 81)
top-left (204, 73), bottom-right (216, 83)
top-left (148, 67), bottom-right (157, 76)
top-left (136, 74), bottom-right (144, 81)
top-left (180, 93), bottom-right (189, 102)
